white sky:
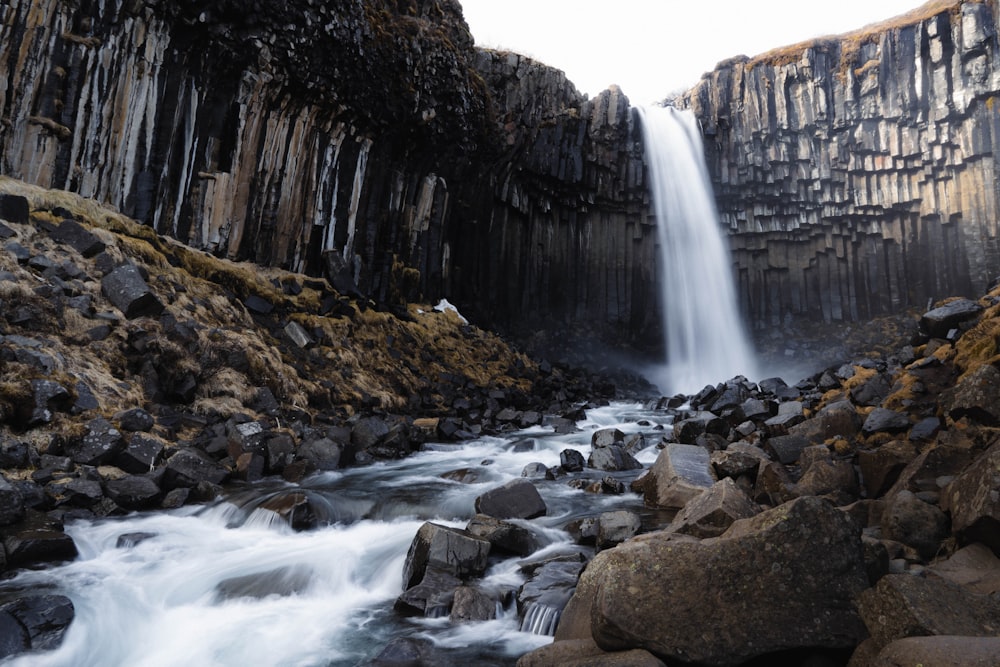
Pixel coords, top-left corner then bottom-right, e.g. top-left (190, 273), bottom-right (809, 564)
top-left (460, 0), bottom-right (927, 105)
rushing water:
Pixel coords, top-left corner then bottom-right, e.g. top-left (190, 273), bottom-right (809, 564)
top-left (0, 403), bottom-right (672, 667)
top-left (636, 105), bottom-right (758, 395)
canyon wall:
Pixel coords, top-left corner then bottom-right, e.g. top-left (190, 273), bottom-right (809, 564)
top-left (678, 0), bottom-right (1000, 330)
top-left (0, 0), bottom-right (655, 355)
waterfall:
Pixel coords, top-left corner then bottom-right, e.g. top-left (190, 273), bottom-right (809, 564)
top-left (636, 105), bottom-right (757, 395)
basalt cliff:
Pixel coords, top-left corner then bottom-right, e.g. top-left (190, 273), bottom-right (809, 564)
top-left (3, 0), bottom-right (1000, 353)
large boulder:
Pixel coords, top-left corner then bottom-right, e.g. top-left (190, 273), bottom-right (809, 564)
top-left (474, 479), bottom-right (546, 520)
top-left (100, 264), bottom-right (164, 319)
top-left (919, 298), bottom-right (983, 338)
top-left (857, 574), bottom-right (1000, 649)
top-left (926, 543), bottom-right (1000, 595)
top-left (465, 514), bottom-right (542, 556)
top-left (587, 445), bottom-right (641, 472)
top-left (871, 636), bottom-right (1000, 667)
top-left (642, 443), bottom-right (715, 510)
top-left (880, 490), bottom-right (949, 561)
top-left (559, 497), bottom-right (868, 665)
top-left (942, 364), bottom-right (1000, 425)
top-left (517, 638), bottom-right (666, 667)
top-left (943, 442), bottom-right (1000, 555)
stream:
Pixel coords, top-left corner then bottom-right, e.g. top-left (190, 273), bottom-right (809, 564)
top-left (0, 402), bottom-right (673, 667)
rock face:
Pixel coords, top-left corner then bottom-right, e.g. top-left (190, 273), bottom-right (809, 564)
top-left (678, 1), bottom-right (1000, 330)
top-left (0, 0), bottom-right (653, 352)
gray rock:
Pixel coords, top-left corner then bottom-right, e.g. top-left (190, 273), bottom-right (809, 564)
top-left (595, 510), bottom-right (641, 550)
top-left (65, 417), bottom-right (125, 466)
top-left (591, 428), bottom-right (625, 448)
top-left (795, 459), bottom-right (861, 504)
top-left (862, 408), bottom-right (911, 435)
top-left (942, 364), bottom-right (1000, 425)
top-left (401, 522), bottom-right (490, 591)
top-left (858, 440), bottom-right (918, 499)
top-left (521, 462), bottom-right (553, 479)
top-left (115, 433), bottom-right (164, 474)
top-left (48, 219), bottom-right (106, 257)
top-left (104, 475), bottom-right (161, 510)
top-left (466, 514), bottom-right (542, 556)
top-left (669, 477), bottom-right (759, 539)
top-left (873, 636), bottom-right (1000, 667)
top-left (0, 477), bottom-right (25, 526)
top-left (643, 443), bottom-right (715, 509)
top-left (101, 264), bottom-right (163, 319)
top-left (29, 380), bottom-right (71, 426)
top-left (559, 497), bottom-right (868, 665)
top-left (764, 434), bottom-right (810, 464)
top-left (927, 543), bottom-right (1000, 595)
top-left (920, 299), bottom-right (983, 338)
top-left (449, 586), bottom-right (496, 623)
top-left (517, 638), bottom-right (666, 667)
top-left (114, 408), bottom-right (154, 432)
top-left (0, 595), bottom-right (74, 651)
top-left (518, 559), bottom-right (585, 636)
top-left (297, 436), bottom-right (343, 471)
top-left (161, 448), bottom-right (229, 489)
top-left (587, 444), bottom-right (641, 472)
top-left (559, 449), bottom-right (585, 472)
top-left (881, 489), bottom-right (950, 561)
top-left (475, 479), bottom-right (546, 519)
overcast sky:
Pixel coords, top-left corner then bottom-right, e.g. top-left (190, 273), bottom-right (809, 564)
top-left (460, 0), bottom-right (927, 104)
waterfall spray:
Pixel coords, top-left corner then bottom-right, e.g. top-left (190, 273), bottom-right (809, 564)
top-left (636, 105), bottom-right (757, 395)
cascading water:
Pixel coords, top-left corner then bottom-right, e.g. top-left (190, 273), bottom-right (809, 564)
top-left (636, 105), bottom-right (758, 395)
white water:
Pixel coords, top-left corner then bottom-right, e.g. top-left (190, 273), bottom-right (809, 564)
top-left (0, 404), bottom-right (670, 667)
top-left (637, 105), bottom-right (758, 395)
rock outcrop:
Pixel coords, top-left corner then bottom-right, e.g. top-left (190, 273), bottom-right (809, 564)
top-left (678, 0), bottom-right (1000, 330)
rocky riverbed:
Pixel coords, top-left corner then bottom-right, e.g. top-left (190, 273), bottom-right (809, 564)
top-left (1, 178), bottom-right (1000, 666)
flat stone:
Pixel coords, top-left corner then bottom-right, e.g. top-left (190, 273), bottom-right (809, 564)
top-left (920, 299), bottom-right (983, 338)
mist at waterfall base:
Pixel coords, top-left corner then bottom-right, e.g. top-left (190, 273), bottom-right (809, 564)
top-left (0, 405), bottom-right (673, 667)
top-left (636, 105), bottom-right (759, 396)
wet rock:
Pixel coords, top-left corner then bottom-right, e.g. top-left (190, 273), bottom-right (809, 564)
top-left (521, 462), bottom-right (553, 480)
top-left (369, 637), bottom-right (436, 666)
top-left (518, 558), bottom-right (585, 636)
top-left (562, 497), bottom-right (868, 664)
top-left (297, 436), bottom-right (343, 471)
top-left (588, 444), bottom-right (641, 472)
top-left (516, 637), bottom-right (667, 667)
top-left (104, 475), bottom-right (161, 510)
top-left (401, 522), bottom-right (490, 591)
top-left (862, 408), bottom-right (911, 435)
top-left (48, 219), bottom-right (106, 257)
top-left (116, 532), bottom-right (156, 548)
top-left (215, 565), bottom-right (312, 600)
top-left (161, 448), bottom-right (229, 489)
top-left (595, 510), bottom-right (641, 550)
top-left (943, 442), bottom-right (1000, 554)
top-left (101, 264), bottom-right (164, 319)
top-left (941, 364), bottom-right (1000, 425)
top-left (3, 514), bottom-right (78, 569)
top-left (0, 611), bottom-right (28, 659)
top-left (64, 417), bottom-right (125, 466)
top-left (449, 585), bottom-right (496, 623)
top-left (669, 477), bottom-right (759, 539)
top-left (857, 574), bottom-right (1000, 649)
top-left (643, 443), bottom-right (715, 510)
top-left (466, 514), bottom-right (542, 556)
top-left (920, 299), bottom-right (983, 338)
top-left (881, 490), bottom-right (950, 561)
top-left (858, 440), bottom-right (918, 499)
top-left (474, 479), bottom-right (546, 520)
top-left (927, 543), bottom-right (1000, 595)
top-left (0, 595), bottom-right (74, 651)
top-left (592, 428), bottom-right (625, 448)
top-left (559, 449), bottom-right (586, 472)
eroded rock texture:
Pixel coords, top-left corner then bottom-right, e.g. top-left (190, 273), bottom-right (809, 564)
top-left (678, 1), bottom-right (1000, 330)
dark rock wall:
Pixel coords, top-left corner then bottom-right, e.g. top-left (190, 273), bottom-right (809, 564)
top-left (677, 0), bottom-right (1000, 329)
top-left (0, 0), bottom-right (655, 354)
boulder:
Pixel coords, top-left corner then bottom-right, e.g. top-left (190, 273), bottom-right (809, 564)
top-left (466, 514), bottom-right (542, 556)
top-left (789, 400), bottom-right (861, 443)
top-left (401, 522), bottom-right (490, 591)
top-left (297, 436), bottom-right (343, 471)
top-left (0, 194), bottom-right (29, 224)
top-left (100, 264), bottom-right (164, 319)
top-left (861, 408), bottom-right (910, 436)
top-left (0, 477), bottom-right (25, 526)
top-left (474, 479), bottom-right (546, 519)
top-left (516, 638), bottom-right (666, 667)
top-left (942, 364), bottom-right (1000, 425)
top-left (752, 459), bottom-right (797, 506)
top-left (880, 490), bottom-right (949, 561)
top-left (3, 518), bottom-right (78, 569)
top-left (395, 564), bottom-right (462, 617)
top-left (518, 558), bottom-right (585, 636)
top-left (368, 637), bottom-right (436, 666)
top-left (872, 636), bottom-right (1000, 667)
top-left (521, 462), bottom-right (553, 479)
top-left (449, 585), bottom-right (496, 623)
top-left (857, 574), bottom-right (1000, 649)
top-left (562, 497), bottom-right (868, 665)
top-left (0, 611), bottom-right (27, 660)
top-left (161, 448), bottom-right (229, 489)
top-left (49, 219), bottom-right (106, 257)
top-left (643, 443), bottom-right (715, 509)
top-left (764, 434), bottom-right (809, 464)
top-left (28, 380), bottom-right (72, 426)
top-left (65, 417), bottom-right (125, 466)
top-left (0, 595), bottom-right (74, 651)
top-left (114, 433), bottom-right (164, 474)
top-left (920, 298), bottom-right (983, 338)
top-left (560, 449), bottom-right (585, 472)
top-left (588, 445), bottom-right (641, 472)
top-left (591, 428), bottom-right (625, 448)
top-left (668, 477), bottom-right (759, 539)
top-left (927, 543), bottom-right (1000, 595)
top-left (114, 408), bottom-right (154, 432)
top-left (858, 440), bottom-right (918, 499)
top-left (943, 442), bottom-right (1000, 554)
top-left (104, 475), bottom-right (161, 510)
top-left (795, 459), bottom-right (861, 504)
top-left (595, 510), bottom-right (641, 550)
